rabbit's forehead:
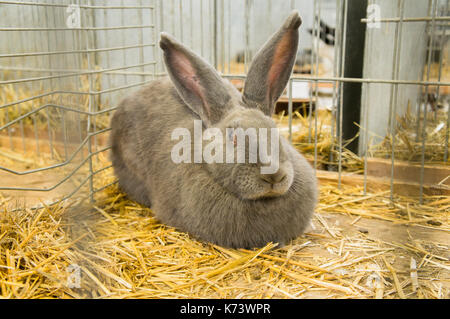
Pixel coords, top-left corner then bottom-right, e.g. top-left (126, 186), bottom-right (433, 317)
top-left (223, 108), bottom-right (276, 129)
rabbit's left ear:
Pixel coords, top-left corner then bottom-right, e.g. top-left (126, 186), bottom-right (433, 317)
top-left (243, 11), bottom-right (301, 116)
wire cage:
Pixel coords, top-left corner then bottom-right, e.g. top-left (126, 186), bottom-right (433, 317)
top-left (0, 0), bottom-right (449, 208)
top-left (1, 0), bottom-right (450, 300)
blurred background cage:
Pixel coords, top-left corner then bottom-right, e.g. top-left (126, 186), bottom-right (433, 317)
top-left (0, 0), bottom-right (449, 208)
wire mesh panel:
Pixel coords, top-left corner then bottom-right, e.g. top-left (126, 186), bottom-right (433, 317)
top-left (0, 0), bottom-right (160, 206)
top-left (0, 0), bottom-right (449, 208)
top-left (359, 0), bottom-right (450, 202)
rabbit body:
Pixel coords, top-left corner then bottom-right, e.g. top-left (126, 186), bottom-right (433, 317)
top-left (111, 11), bottom-right (318, 248)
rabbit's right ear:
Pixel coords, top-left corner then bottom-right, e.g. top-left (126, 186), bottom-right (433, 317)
top-left (160, 33), bottom-right (230, 126)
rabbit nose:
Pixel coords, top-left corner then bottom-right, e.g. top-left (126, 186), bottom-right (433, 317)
top-left (261, 171), bottom-right (286, 184)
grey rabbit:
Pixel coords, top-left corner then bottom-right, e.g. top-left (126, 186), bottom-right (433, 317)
top-left (110, 11), bottom-right (318, 249)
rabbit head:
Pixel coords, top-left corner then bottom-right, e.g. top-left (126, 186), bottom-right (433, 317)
top-left (160, 11), bottom-right (302, 200)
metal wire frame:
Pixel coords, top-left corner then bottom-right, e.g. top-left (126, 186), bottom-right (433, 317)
top-left (0, 0), bottom-right (158, 206)
top-left (0, 25), bottom-right (154, 31)
top-left (387, 0), bottom-right (406, 201)
top-left (215, 0), bottom-right (450, 203)
top-left (0, 0), bottom-right (449, 209)
top-left (337, 0), bottom-right (348, 189)
top-left (0, 1), bottom-right (154, 9)
top-left (0, 44), bottom-right (156, 58)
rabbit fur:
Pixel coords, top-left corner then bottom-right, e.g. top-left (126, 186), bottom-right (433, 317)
top-left (110, 11), bottom-right (318, 248)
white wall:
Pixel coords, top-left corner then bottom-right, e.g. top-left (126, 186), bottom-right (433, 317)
top-left (359, 0), bottom-right (429, 153)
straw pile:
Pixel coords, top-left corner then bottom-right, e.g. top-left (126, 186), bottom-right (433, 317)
top-left (275, 110), bottom-right (364, 172)
top-left (368, 105), bottom-right (449, 164)
top-left (275, 103), bottom-right (449, 170)
top-left (0, 151), bottom-right (448, 299)
top-left (0, 84), bottom-right (43, 128)
top-left (0, 66), bottom-right (109, 130)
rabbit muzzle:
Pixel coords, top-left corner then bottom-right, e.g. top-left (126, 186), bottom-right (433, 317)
top-left (233, 160), bottom-right (294, 200)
